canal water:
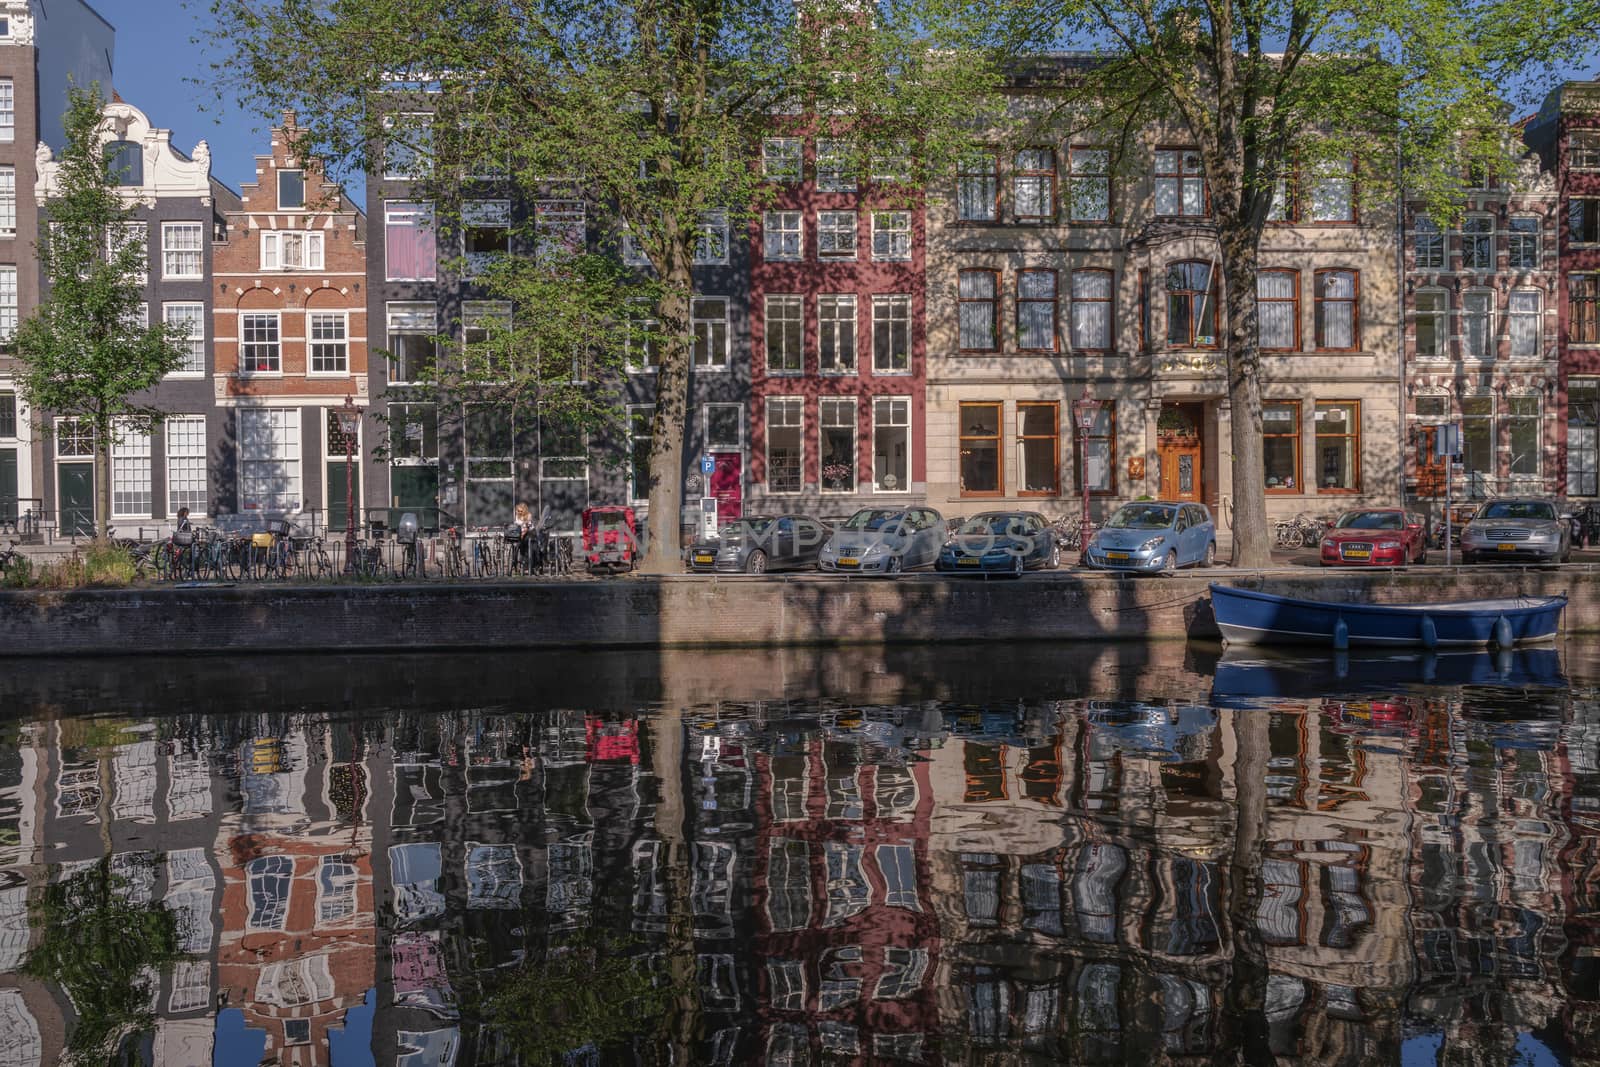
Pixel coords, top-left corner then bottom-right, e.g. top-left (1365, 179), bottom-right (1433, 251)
top-left (0, 640), bottom-right (1594, 1066)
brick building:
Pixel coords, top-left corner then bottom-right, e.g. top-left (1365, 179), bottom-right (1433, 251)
top-left (212, 112), bottom-right (370, 530)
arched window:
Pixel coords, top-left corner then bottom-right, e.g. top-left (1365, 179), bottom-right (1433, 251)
top-left (1166, 261), bottom-right (1217, 348)
top-left (104, 140), bottom-right (142, 186)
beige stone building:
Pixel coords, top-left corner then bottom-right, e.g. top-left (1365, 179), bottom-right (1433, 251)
top-left (926, 105), bottom-right (1403, 535)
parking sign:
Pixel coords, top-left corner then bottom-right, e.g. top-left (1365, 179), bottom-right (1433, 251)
top-left (700, 455), bottom-right (715, 474)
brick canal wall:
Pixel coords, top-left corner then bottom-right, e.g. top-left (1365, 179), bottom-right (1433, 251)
top-left (1, 567), bottom-right (1596, 656)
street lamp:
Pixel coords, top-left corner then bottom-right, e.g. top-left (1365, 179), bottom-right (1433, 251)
top-left (335, 395), bottom-right (362, 571)
top-left (1073, 387), bottom-right (1101, 560)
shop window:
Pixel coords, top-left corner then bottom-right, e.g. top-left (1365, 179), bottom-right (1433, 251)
top-left (1263, 402), bottom-right (1300, 492)
top-left (820, 398), bottom-right (856, 493)
top-left (872, 397), bottom-right (910, 492)
top-left (1314, 402), bottom-right (1360, 492)
top-left (767, 398), bottom-right (803, 494)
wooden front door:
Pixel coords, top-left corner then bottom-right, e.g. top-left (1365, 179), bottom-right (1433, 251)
top-left (1415, 425), bottom-right (1447, 497)
top-left (1156, 404), bottom-right (1203, 502)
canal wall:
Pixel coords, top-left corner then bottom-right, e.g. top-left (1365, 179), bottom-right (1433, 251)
top-left (0, 566), bottom-right (1594, 656)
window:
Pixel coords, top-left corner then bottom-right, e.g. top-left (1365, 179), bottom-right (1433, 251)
top-left (278, 170), bottom-right (304, 210)
top-left (1509, 215), bottom-right (1539, 270)
top-left (763, 138), bottom-right (802, 181)
top-left (240, 312), bottom-right (281, 374)
top-left (957, 151), bottom-right (998, 222)
top-left (1573, 132), bottom-right (1600, 171)
top-left (466, 843), bottom-right (522, 909)
top-left (768, 959), bottom-right (807, 1008)
top-left (1572, 199), bottom-right (1600, 244)
top-left (55, 418), bottom-right (93, 459)
top-left (876, 947), bottom-right (929, 1000)
top-left (105, 141), bottom-right (142, 186)
top-left (0, 80), bottom-right (12, 143)
top-left (1574, 275), bottom-right (1600, 343)
top-left (1068, 147), bottom-right (1110, 221)
top-left (387, 303), bottom-right (436, 384)
top-left (261, 231), bottom-right (324, 271)
top-left (1257, 271), bottom-right (1298, 350)
top-left (285, 1019), bottom-right (311, 1046)
top-left (694, 210), bottom-right (727, 265)
top-left (1167, 261), bottom-right (1217, 347)
top-left (170, 416), bottom-right (209, 516)
top-left (385, 201), bottom-right (436, 281)
top-left (388, 403), bottom-right (438, 462)
top-left (958, 270), bottom-right (998, 351)
top-left (1462, 395), bottom-right (1494, 483)
top-left (534, 202), bottom-right (583, 258)
top-left (871, 139), bottom-right (911, 183)
top-left (764, 212), bottom-right (802, 261)
top-left (820, 398), bottom-right (856, 493)
top-left (1012, 148), bottom-right (1055, 222)
top-left (819, 294), bottom-right (856, 372)
top-left (1018, 401), bottom-right (1058, 495)
top-left (1461, 215), bottom-right (1494, 269)
top-left (1415, 290), bottom-right (1447, 359)
top-left (246, 855), bottom-right (293, 930)
top-left (877, 844), bottom-right (919, 910)
top-left (873, 295), bottom-right (911, 372)
top-left (1314, 402), bottom-right (1359, 491)
top-left (1080, 404), bottom-right (1114, 493)
top-left (1509, 290), bottom-right (1541, 359)
top-left (462, 300), bottom-right (512, 374)
top-left (383, 114), bottom-right (432, 179)
top-left (765, 295), bottom-right (803, 374)
top-left (0, 393), bottom-right (12, 438)
top-left (1413, 216), bottom-right (1444, 269)
top-left (959, 402), bottom-right (1001, 496)
top-left (629, 407), bottom-right (652, 502)
top-left (767, 398), bottom-right (803, 493)
top-left (1154, 149), bottom-right (1206, 216)
top-left (1267, 176), bottom-right (1292, 221)
top-left (1569, 381), bottom-right (1600, 495)
top-left (164, 302), bottom-right (205, 374)
top-left (818, 211), bottom-right (857, 259)
top-left (309, 312), bottom-right (348, 374)
top-left (816, 139), bottom-right (855, 192)
top-left (1017, 269), bottom-right (1058, 351)
top-left (626, 310), bottom-right (659, 371)
top-left (1070, 269), bottom-right (1112, 351)
top-left (823, 842), bottom-right (869, 925)
top-left (0, 266), bottom-right (15, 342)
top-left (1313, 269), bottom-right (1358, 350)
top-left (157, 222), bottom-right (203, 279)
top-left (1306, 157), bottom-right (1355, 222)
top-left (693, 298), bottom-right (729, 368)
top-left (1505, 396), bottom-right (1540, 477)
top-left (0, 166), bottom-right (12, 236)
top-left (111, 422), bottom-right (151, 517)
top-left (317, 855), bottom-right (358, 924)
top-left (1461, 289), bottom-right (1493, 360)
top-left (768, 840), bottom-right (811, 931)
top-left (464, 199), bottom-right (512, 275)
top-left (239, 408), bottom-right (301, 513)
top-left (871, 212), bottom-right (911, 261)
top-left (109, 223), bottom-right (148, 281)
top-left (1263, 403), bottom-right (1300, 492)
top-left (873, 397), bottom-right (909, 492)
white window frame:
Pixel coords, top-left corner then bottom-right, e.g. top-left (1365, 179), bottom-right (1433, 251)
top-left (109, 223), bottom-right (148, 283)
top-left (872, 294), bottom-right (912, 374)
top-left (1508, 214), bottom-right (1540, 271)
top-left (0, 166), bottom-right (17, 237)
top-left (245, 854), bottom-right (293, 931)
top-left (386, 302), bottom-right (435, 385)
top-left (1460, 215), bottom-right (1494, 272)
top-left (766, 397), bottom-right (804, 495)
top-left (1412, 216), bottom-right (1444, 270)
top-left (161, 222), bottom-right (204, 279)
top-left (763, 211), bottom-right (802, 262)
top-left (692, 297), bottom-right (729, 370)
top-left (1508, 289), bottom-right (1542, 360)
top-left (870, 211), bottom-right (911, 261)
top-left (871, 396), bottom-right (911, 494)
top-left (628, 405), bottom-right (653, 503)
top-left (1414, 288), bottom-right (1448, 361)
top-left (763, 138), bottom-right (803, 181)
top-left (166, 416), bottom-right (207, 518)
top-left (1460, 288), bottom-right (1494, 361)
top-left (817, 211), bottom-right (857, 260)
top-left (260, 230), bottom-right (325, 271)
top-left (703, 402), bottom-right (744, 450)
top-left (239, 311), bottom-right (282, 376)
top-left (238, 407), bottom-right (302, 514)
top-left (308, 311), bottom-right (349, 376)
top-left (819, 397), bottom-right (857, 495)
top-left (0, 80), bottom-right (13, 143)
top-left (163, 302), bottom-right (206, 376)
top-left (383, 113), bottom-right (433, 180)
top-left (694, 210), bottom-right (728, 265)
top-left (0, 265), bottom-right (14, 341)
top-left (277, 169), bottom-right (305, 211)
top-left (765, 294), bottom-right (803, 375)
top-left (110, 419), bottom-right (152, 519)
top-left (815, 138), bottom-right (855, 192)
top-left (464, 198), bottom-right (513, 276)
top-left (533, 199), bottom-right (584, 261)
top-left (819, 293), bottom-right (857, 374)
top-left (384, 200), bottom-right (436, 282)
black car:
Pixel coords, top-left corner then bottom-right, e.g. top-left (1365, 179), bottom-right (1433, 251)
top-left (686, 514), bottom-right (830, 574)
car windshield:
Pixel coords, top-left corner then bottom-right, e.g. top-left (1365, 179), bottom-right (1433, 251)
top-left (1335, 511), bottom-right (1403, 531)
top-left (1478, 501), bottom-right (1556, 521)
top-left (843, 509), bottom-right (904, 531)
top-left (1105, 504), bottom-right (1176, 530)
top-left (718, 518), bottom-right (773, 538)
top-left (960, 515), bottom-right (1024, 536)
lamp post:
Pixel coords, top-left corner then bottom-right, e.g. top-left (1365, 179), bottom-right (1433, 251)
top-left (1073, 388), bottom-right (1101, 560)
top-left (335, 395), bottom-right (362, 571)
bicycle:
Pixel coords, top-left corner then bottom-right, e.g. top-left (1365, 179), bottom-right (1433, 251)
top-left (442, 528), bottom-right (468, 579)
top-left (1272, 513), bottom-right (1326, 549)
top-left (302, 536), bottom-right (334, 580)
top-left (1050, 515), bottom-right (1095, 552)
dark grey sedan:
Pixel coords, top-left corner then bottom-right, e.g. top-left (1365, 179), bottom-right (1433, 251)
top-left (686, 514), bottom-right (830, 574)
top-left (936, 511), bottom-right (1060, 575)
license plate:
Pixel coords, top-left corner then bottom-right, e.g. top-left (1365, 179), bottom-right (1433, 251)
top-left (838, 557), bottom-right (859, 567)
top-left (1107, 551), bottom-right (1129, 560)
top-left (958, 557), bottom-right (981, 566)
top-left (1344, 550), bottom-right (1370, 559)
top-left (1498, 543), bottom-right (1516, 551)
top-left (694, 554), bottom-right (713, 564)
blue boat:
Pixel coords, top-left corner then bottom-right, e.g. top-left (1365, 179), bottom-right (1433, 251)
top-left (1209, 647), bottom-right (1567, 706)
top-left (1208, 583), bottom-right (1566, 649)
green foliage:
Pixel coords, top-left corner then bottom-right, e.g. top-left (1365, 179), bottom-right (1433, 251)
top-left (80, 542), bottom-right (137, 586)
top-left (0, 554), bottom-right (31, 588)
top-left (22, 856), bottom-right (183, 1067)
top-left (13, 85), bottom-right (193, 541)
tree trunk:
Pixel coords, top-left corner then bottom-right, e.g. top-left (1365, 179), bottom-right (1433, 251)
top-left (94, 419), bottom-right (112, 542)
top-left (647, 710), bottom-right (697, 1061)
top-left (639, 275), bottom-right (693, 574)
top-left (1223, 707), bottom-right (1273, 1059)
top-left (1218, 227), bottom-right (1270, 568)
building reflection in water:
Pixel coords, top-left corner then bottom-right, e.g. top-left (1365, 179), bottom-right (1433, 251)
top-left (0, 649), bottom-right (1591, 1064)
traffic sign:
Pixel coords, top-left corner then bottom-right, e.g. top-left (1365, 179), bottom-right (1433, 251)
top-left (1435, 424), bottom-right (1461, 458)
top-left (700, 455), bottom-right (715, 474)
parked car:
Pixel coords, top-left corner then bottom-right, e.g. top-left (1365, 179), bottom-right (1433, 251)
top-left (686, 514), bottom-right (829, 574)
top-left (1460, 498), bottom-right (1572, 564)
top-left (1082, 502), bottom-right (1217, 572)
top-left (1319, 508), bottom-right (1428, 567)
top-left (936, 511), bottom-right (1060, 576)
top-left (818, 507), bottom-right (945, 574)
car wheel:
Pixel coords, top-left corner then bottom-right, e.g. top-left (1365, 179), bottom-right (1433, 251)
top-left (1202, 542), bottom-right (1216, 568)
top-left (1163, 550), bottom-right (1178, 574)
top-left (745, 550), bottom-right (767, 575)
top-left (1415, 544), bottom-right (1427, 566)
top-left (1049, 543), bottom-right (1060, 569)
top-left (886, 555), bottom-right (903, 575)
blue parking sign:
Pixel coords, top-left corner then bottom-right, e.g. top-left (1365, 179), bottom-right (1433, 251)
top-left (700, 455), bottom-right (715, 474)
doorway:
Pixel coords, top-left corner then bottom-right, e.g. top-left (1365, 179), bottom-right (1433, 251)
top-left (1156, 403), bottom-right (1203, 503)
top-left (710, 452), bottom-right (742, 522)
top-left (57, 462), bottom-right (93, 536)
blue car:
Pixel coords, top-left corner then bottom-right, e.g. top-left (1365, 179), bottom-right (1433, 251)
top-left (936, 511), bottom-right (1060, 576)
top-left (1083, 501), bottom-right (1217, 572)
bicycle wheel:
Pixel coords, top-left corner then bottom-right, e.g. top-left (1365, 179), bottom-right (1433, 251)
top-left (1283, 528), bottom-right (1304, 549)
top-left (151, 543), bottom-right (171, 581)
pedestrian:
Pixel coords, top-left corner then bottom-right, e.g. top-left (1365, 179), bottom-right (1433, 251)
top-left (512, 501), bottom-right (534, 572)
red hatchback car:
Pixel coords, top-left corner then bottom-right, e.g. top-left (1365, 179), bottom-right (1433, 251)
top-left (1319, 508), bottom-right (1428, 566)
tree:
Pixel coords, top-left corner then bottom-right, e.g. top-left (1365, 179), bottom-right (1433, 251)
top-left (988, 0), bottom-right (1509, 566)
top-left (16, 85), bottom-right (192, 541)
top-left (198, 0), bottom-right (998, 570)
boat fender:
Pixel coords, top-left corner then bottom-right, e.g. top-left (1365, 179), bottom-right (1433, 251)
top-left (1332, 616), bottom-right (1349, 651)
top-left (1420, 615), bottom-right (1437, 651)
top-left (1493, 615), bottom-right (1514, 649)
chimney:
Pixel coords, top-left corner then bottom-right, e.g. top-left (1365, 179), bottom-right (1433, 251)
top-left (280, 110), bottom-right (297, 131)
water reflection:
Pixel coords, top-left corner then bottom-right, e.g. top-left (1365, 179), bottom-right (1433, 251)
top-left (0, 644), bottom-right (1594, 1064)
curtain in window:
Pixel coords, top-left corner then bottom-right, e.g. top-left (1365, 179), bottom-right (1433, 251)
top-left (1071, 271), bottom-right (1111, 349)
top-left (1257, 273), bottom-right (1296, 349)
top-left (386, 204), bottom-right (436, 281)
